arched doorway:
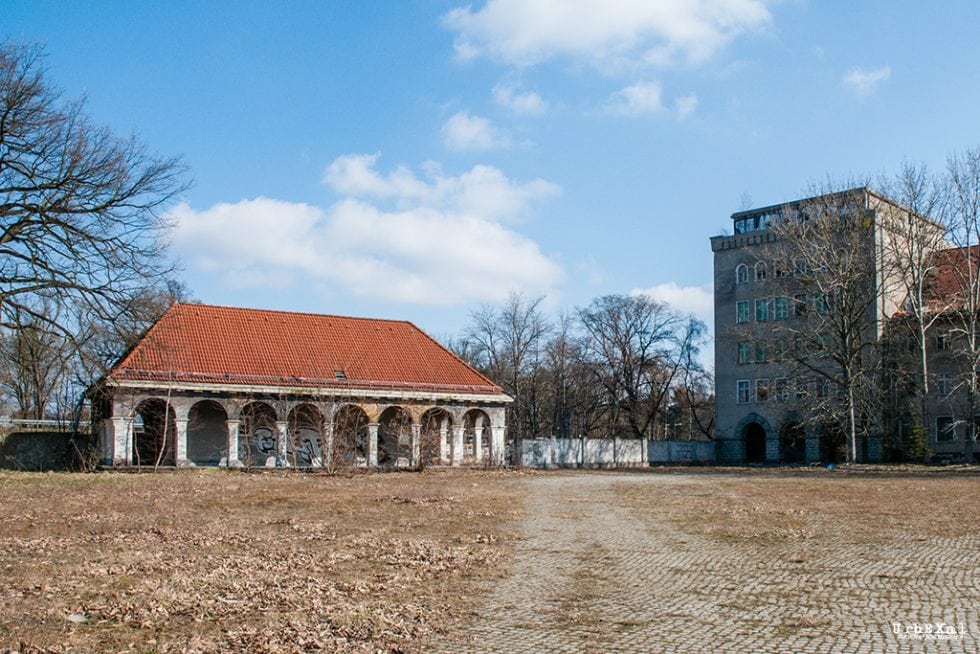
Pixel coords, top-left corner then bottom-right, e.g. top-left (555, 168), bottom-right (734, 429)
top-left (133, 399), bottom-right (176, 467)
top-left (463, 409), bottom-right (491, 464)
top-left (239, 402), bottom-right (278, 466)
top-left (820, 424), bottom-right (847, 464)
top-left (420, 408), bottom-right (451, 467)
top-left (332, 404), bottom-right (369, 467)
top-left (780, 422), bottom-right (806, 464)
top-left (378, 406), bottom-right (413, 467)
top-left (187, 400), bottom-right (228, 466)
top-left (742, 422), bottom-right (766, 463)
top-left (287, 404), bottom-right (323, 467)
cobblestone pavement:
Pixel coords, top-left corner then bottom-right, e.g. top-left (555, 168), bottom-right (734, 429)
top-left (443, 473), bottom-right (979, 653)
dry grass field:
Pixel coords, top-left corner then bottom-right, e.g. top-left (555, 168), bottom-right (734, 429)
top-left (0, 469), bottom-right (527, 653)
top-left (1, 466), bottom-right (977, 653)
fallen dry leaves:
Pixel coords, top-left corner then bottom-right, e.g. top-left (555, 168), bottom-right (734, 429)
top-left (0, 469), bottom-right (525, 653)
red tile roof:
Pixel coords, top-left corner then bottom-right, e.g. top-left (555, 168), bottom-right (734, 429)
top-left (110, 303), bottom-right (504, 395)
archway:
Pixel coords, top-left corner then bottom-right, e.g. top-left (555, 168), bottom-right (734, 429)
top-left (133, 399), bottom-right (176, 467)
top-left (780, 422), bottom-right (806, 464)
top-left (742, 421), bottom-right (766, 463)
top-left (187, 400), bottom-right (228, 466)
top-left (239, 402), bottom-right (278, 466)
top-left (463, 409), bottom-right (491, 464)
top-left (378, 406), bottom-right (413, 467)
top-left (820, 423), bottom-right (847, 464)
top-left (420, 408), bottom-right (451, 467)
top-left (333, 404), bottom-right (369, 467)
top-left (287, 404), bottom-right (323, 467)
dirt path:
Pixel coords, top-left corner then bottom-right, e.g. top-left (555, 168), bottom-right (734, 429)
top-left (443, 472), bottom-right (978, 654)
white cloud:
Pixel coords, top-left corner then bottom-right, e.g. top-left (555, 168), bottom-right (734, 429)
top-left (172, 156), bottom-right (562, 305)
top-left (631, 282), bottom-right (713, 322)
top-left (493, 83), bottom-right (549, 115)
top-left (444, 0), bottom-right (772, 70)
top-left (843, 65), bottom-right (891, 98)
top-left (675, 93), bottom-right (698, 119)
top-left (441, 110), bottom-right (511, 151)
top-left (608, 81), bottom-right (664, 116)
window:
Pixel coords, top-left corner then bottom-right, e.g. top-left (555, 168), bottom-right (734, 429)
top-left (755, 298), bottom-right (769, 322)
top-left (775, 264), bottom-right (789, 278)
top-left (754, 262), bottom-right (767, 281)
top-left (937, 372), bottom-right (951, 397)
top-left (774, 297), bottom-right (789, 320)
top-left (794, 259), bottom-right (808, 277)
top-left (736, 301), bottom-right (750, 324)
top-left (774, 378), bottom-right (789, 402)
top-left (334, 369), bottom-right (347, 380)
top-left (815, 294), bottom-right (830, 316)
top-left (816, 379), bottom-right (830, 399)
top-left (736, 264), bottom-right (749, 285)
top-left (755, 343), bottom-right (768, 363)
top-left (937, 332), bottom-right (950, 351)
top-left (737, 380), bottom-right (751, 404)
top-left (794, 293), bottom-right (807, 317)
top-left (796, 379), bottom-right (808, 399)
top-left (755, 379), bottom-right (770, 402)
top-left (737, 342), bottom-right (752, 364)
top-left (936, 416), bottom-right (955, 442)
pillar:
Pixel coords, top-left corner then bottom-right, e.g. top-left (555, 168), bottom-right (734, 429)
top-left (766, 433), bottom-right (780, 463)
top-left (805, 425), bottom-right (820, 463)
top-left (438, 418), bottom-right (449, 465)
top-left (451, 425), bottom-right (464, 466)
top-left (475, 420), bottom-right (486, 464)
top-left (175, 418), bottom-right (190, 467)
top-left (367, 423), bottom-right (379, 467)
top-left (323, 421), bottom-right (334, 469)
top-left (275, 420), bottom-right (288, 466)
top-left (111, 416), bottom-right (133, 466)
top-left (491, 425), bottom-right (506, 466)
top-left (410, 423), bottom-right (421, 468)
top-left (225, 419), bottom-right (241, 467)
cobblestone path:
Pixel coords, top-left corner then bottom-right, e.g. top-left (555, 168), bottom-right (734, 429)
top-left (443, 473), bottom-right (978, 654)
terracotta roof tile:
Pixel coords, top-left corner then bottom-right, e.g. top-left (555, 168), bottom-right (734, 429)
top-left (111, 303), bottom-right (503, 395)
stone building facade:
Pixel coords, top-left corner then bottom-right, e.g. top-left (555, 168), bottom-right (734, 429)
top-left (710, 188), bottom-right (953, 464)
top-left (92, 303), bottom-right (512, 468)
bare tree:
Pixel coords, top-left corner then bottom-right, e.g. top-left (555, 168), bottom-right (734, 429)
top-left (577, 294), bottom-right (705, 440)
top-left (0, 42), bottom-right (187, 354)
top-left (938, 146), bottom-right (980, 460)
top-left (0, 304), bottom-right (70, 419)
top-left (768, 186), bottom-right (891, 463)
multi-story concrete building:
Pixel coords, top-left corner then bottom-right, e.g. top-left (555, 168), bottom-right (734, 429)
top-left (710, 188), bottom-right (954, 464)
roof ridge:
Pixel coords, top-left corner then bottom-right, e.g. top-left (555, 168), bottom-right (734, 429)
top-left (172, 301), bottom-right (415, 326)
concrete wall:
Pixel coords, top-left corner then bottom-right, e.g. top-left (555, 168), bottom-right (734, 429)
top-left (0, 431), bottom-right (92, 471)
top-left (520, 437), bottom-right (713, 468)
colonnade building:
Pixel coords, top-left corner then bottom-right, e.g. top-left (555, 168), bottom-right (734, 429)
top-left (92, 303), bottom-right (511, 468)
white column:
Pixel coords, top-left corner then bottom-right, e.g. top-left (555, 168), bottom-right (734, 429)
top-left (323, 421), bottom-right (334, 469)
top-left (438, 418), bottom-right (449, 465)
top-left (491, 425), bottom-right (506, 466)
top-left (225, 419), bottom-right (240, 467)
top-left (111, 416), bottom-right (133, 466)
top-left (367, 423), bottom-right (379, 467)
top-left (475, 419), bottom-right (486, 464)
top-left (175, 418), bottom-right (190, 466)
top-left (275, 420), bottom-right (288, 466)
top-left (410, 423), bottom-right (421, 468)
top-left (451, 425), bottom-right (464, 466)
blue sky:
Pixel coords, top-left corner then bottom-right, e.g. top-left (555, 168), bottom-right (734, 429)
top-left (6, 1), bottom-right (980, 359)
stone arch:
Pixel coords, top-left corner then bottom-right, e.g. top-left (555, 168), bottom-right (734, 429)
top-left (735, 413), bottom-right (771, 464)
top-left (333, 404), bottom-right (370, 466)
top-left (378, 405), bottom-right (413, 467)
top-left (779, 421), bottom-right (807, 464)
top-left (132, 398), bottom-right (176, 467)
top-left (187, 400), bottom-right (228, 466)
top-left (463, 408), bottom-right (491, 464)
top-left (239, 401), bottom-right (278, 466)
top-left (419, 407), bottom-right (452, 466)
top-left (820, 422), bottom-right (847, 464)
top-left (287, 403), bottom-right (324, 467)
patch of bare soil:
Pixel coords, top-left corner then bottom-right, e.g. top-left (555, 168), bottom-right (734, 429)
top-left (0, 469), bottom-right (525, 653)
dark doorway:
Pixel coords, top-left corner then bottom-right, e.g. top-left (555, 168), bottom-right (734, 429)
top-left (742, 422), bottom-right (766, 463)
top-left (780, 422), bottom-right (807, 464)
top-left (820, 424), bottom-right (847, 464)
